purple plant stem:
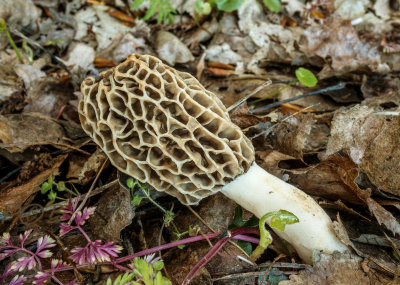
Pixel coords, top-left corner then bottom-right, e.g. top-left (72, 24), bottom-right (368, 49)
top-left (182, 228), bottom-right (260, 285)
top-left (234, 234), bottom-right (259, 244)
top-left (24, 228), bottom-right (260, 280)
top-left (115, 227), bottom-right (259, 264)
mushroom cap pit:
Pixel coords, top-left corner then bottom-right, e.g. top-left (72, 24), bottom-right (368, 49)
top-left (79, 54), bottom-right (254, 205)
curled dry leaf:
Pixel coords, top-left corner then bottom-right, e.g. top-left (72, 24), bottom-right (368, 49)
top-left (0, 154), bottom-right (67, 214)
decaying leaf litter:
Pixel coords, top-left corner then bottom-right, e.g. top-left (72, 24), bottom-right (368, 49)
top-left (0, 0), bottom-right (400, 284)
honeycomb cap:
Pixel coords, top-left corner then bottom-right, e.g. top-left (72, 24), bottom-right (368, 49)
top-left (78, 54), bottom-right (254, 205)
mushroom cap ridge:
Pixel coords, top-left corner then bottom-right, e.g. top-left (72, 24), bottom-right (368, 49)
top-left (79, 54), bottom-right (254, 205)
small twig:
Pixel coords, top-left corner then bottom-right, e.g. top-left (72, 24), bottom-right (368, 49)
top-left (67, 158), bottom-right (109, 225)
top-left (227, 80), bottom-right (272, 112)
top-left (250, 82), bottom-right (345, 114)
top-left (260, 253), bottom-right (286, 284)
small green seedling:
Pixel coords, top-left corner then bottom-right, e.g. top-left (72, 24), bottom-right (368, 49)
top-left (107, 256), bottom-right (172, 285)
top-left (40, 176), bottom-right (79, 205)
top-left (251, 67), bottom-right (318, 104)
top-left (250, 209), bottom-right (299, 261)
top-left (0, 18), bottom-right (23, 64)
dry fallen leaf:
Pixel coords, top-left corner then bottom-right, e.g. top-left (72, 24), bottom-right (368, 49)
top-left (0, 154), bottom-right (67, 214)
top-left (0, 113), bottom-right (67, 152)
top-left (279, 252), bottom-right (374, 285)
top-left (300, 18), bottom-right (389, 78)
top-left (89, 183), bottom-right (134, 242)
top-left (325, 105), bottom-right (400, 196)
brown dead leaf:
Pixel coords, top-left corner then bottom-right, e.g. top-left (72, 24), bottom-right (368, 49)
top-left (0, 154), bottom-right (67, 214)
top-left (207, 67), bottom-right (234, 77)
top-left (23, 77), bottom-right (75, 118)
top-left (207, 61), bottom-right (235, 70)
top-left (366, 198), bottom-right (400, 236)
top-left (280, 252), bottom-right (372, 285)
top-left (300, 18), bottom-right (387, 78)
top-left (89, 183), bottom-right (134, 241)
top-left (106, 8), bottom-right (134, 23)
top-left (269, 114), bottom-right (315, 159)
top-left (230, 103), bottom-right (269, 129)
top-left (325, 105), bottom-right (400, 196)
top-left (94, 57), bottom-right (118, 68)
top-left (67, 150), bottom-right (108, 185)
top-left (0, 113), bottom-right (67, 153)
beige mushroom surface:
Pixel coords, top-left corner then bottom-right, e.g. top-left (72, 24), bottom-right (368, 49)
top-left (79, 54), bottom-right (254, 205)
top-left (79, 54), bottom-right (348, 264)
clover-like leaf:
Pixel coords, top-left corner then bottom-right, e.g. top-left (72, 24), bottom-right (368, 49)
top-left (295, 67), bottom-right (318, 87)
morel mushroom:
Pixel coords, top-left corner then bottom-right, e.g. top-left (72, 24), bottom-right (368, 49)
top-left (78, 54), bottom-right (347, 263)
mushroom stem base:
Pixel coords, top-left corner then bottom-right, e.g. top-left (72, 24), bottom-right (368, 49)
top-left (221, 163), bottom-right (348, 264)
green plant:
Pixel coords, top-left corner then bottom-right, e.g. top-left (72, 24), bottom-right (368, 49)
top-left (195, 0), bottom-right (245, 15)
top-left (40, 176), bottom-right (79, 205)
top-left (131, 0), bottom-right (176, 24)
top-left (126, 178), bottom-right (193, 247)
top-left (251, 67), bottom-right (318, 104)
top-left (249, 210), bottom-right (299, 261)
top-left (0, 18), bottom-right (23, 64)
top-left (107, 255), bottom-right (171, 285)
top-left (263, 0), bottom-right (281, 13)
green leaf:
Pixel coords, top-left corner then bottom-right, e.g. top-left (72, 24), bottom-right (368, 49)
top-left (132, 195), bottom-right (144, 206)
top-left (267, 210), bottom-right (299, 232)
top-left (153, 260), bottom-right (164, 271)
top-left (48, 191), bottom-right (57, 201)
top-left (41, 182), bottom-right (51, 194)
top-left (263, 0), bottom-right (281, 13)
top-left (127, 178), bottom-right (134, 189)
top-left (231, 206), bottom-right (246, 228)
top-left (0, 18), bottom-right (6, 32)
top-left (131, 0), bottom-right (146, 10)
top-left (230, 206), bottom-right (259, 229)
top-left (196, 0), bottom-right (212, 14)
top-left (48, 176), bottom-right (54, 185)
top-left (237, 240), bottom-right (253, 256)
top-left (142, 1), bottom-right (158, 21)
top-left (215, 0), bottom-right (245, 12)
top-left (295, 67), bottom-right (318, 87)
top-left (57, 181), bottom-right (66, 191)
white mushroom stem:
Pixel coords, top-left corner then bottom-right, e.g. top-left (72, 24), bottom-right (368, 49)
top-left (221, 163), bottom-right (348, 264)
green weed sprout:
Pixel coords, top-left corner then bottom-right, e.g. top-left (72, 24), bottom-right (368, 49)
top-left (131, 0), bottom-right (176, 24)
top-left (250, 210), bottom-right (299, 261)
top-left (251, 67), bottom-right (318, 104)
top-left (0, 18), bottom-right (23, 64)
top-left (40, 176), bottom-right (79, 205)
top-left (107, 255), bottom-right (172, 285)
